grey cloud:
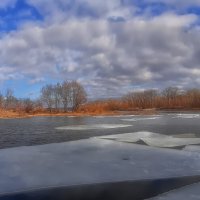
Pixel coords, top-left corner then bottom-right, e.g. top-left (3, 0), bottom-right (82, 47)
top-left (0, 12), bottom-right (200, 97)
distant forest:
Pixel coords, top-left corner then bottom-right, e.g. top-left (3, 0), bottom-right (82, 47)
top-left (0, 81), bottom-right (200, 114)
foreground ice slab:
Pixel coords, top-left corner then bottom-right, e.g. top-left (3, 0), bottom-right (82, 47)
top-left (97, 132), bottom-right (200, 148)
top-left (0, 138), bottom-right (200, 197)
top-left (142, 137), bottom-right (200, 148)
top-left (55, 124), bottom-right (131, 130)
top-left (151, 183), bottom-right (200, 200)
top-left (183, 145), bottom-right (200, 153)
top-left (97, 132), bottom-right (168, 143)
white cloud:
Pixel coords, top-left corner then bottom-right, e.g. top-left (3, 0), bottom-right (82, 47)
top-left (0, 0), bottom-right (200, 97)
top-left (146, 0), bottom-right (200, 7)
top-left (0, 11), bottom-right (199, 97)
top-left (26, 0), bottom-right (134, 21)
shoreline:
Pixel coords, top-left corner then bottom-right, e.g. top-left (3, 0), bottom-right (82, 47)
top-left (0, 109), bottom-right (157, 119)
top-left (0, 108), bottom-right (200, 119)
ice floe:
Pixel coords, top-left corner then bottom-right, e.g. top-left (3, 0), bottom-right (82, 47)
top-left (172, 114), bottom-right (200, 119)
top-left (97, 132), bottom-right (167, 143)
top-left (121, 117), bottom-right (161, 122)
top-left (96, 131), bottom-right (200, 148)
top-left (142, 137), bottom-right (200, 148)
top-left (55, 124), bottom-right (132, 130)
top-left (183, 145), bottom-right (200, 153)
top-left (94, 115), bottom-right (138, 118)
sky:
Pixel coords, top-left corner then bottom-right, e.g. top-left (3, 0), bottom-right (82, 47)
top-left (0, 0), bottom-right (200, 99)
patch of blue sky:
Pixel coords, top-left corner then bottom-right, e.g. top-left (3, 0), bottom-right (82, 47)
top-left (1, 79), bottom-right (40, 99)
top-left (121, 0), bottom-right (170, 16)
top-left (131, 1), bottom-right (200, 29)
top-left (0, 75), bottom-right (64, 99)
top-left (43, 0), bottom-right (103, 19)
top-left (0, 0), bottom-right (43, 32)
top-left (185, 6), bottom-right (200, 16)
top-left (134, 1), bottom-right (172, 17)
top-left (181, 6), bottom-right (200, 30)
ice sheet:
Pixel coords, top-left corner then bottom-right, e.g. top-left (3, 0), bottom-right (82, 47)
top-left (0, 138), bottom-right (200, 195)
top-left (55, 124), bottom-right (132, 130)
top-left (183, 145), bottom-right (200, 153)
top-left (142, 137), bottom-right (200, 148)
top-left (151, 182), bottom-right (200, 200)
top-left (97, 132), bottom-right (200, 148)
top-left (173, 114), bottom-right (200, 119)
top-left (97, 132), bottom-right (167, 143)
top-left (122, 117), bottom-right (160, 122)
top-left (172, 133), bottom-right (196, 138)
top-left (94, 115), bottom-right (137, 118)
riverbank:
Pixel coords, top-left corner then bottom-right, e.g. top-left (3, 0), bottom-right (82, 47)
top-left (1, 108), bottom-right (200, 119)
top-left (0, 108), bottom-right (157, 119)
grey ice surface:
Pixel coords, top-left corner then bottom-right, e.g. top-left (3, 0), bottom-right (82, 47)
top-left (0, 138), bottom-right (200, 195)
top-left (142, 137), bottom-right (200, 148)
top-left (183, 145), bottom-right (200, 153)
top-left (172, 114), bottom-right (200, 119)
top-left (151, 182), bottom-right (200, 200)
top-left (97, 132), bottom-right (200, 148)
top-left (172, 133), bottom-right (196, 138)
top-left (121, 117), bottom-right (161, 122)
top-left (97, 131), bottom-right (167, 143)
top-left (55, 124), bottom-right (132, 130)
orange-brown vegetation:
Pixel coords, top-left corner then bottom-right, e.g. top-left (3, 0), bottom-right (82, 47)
top-left (1, 86), bottom-right (200, 119)
top-left (0, 109), bottom-right (29, 119)
top-left (78, 99), bottom-right (125, 113)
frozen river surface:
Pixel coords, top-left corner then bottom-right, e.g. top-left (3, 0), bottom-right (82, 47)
top-left (1, 112), bottom-right (200, 199)
top-left (0, 112), bottom-right (200, 149)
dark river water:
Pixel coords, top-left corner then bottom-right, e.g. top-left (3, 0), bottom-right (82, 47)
top-left (0, 112), bottom-right (200, 149)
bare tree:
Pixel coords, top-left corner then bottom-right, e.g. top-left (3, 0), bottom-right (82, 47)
top-left (34, 99), bottom-right (44, 112)
top-left (162, 87), bottom-right (180, 107)
top-left (53, 83), bottom-right (62, 112)
top-left (143, 89), bottom-right (158, 108)
top-left (186, 89), bottom-right (200, 108)
top-left (123, 90), bottom-right (158, 109)
top-left (69, 81), bottom-right (87, 111)
top-left (60, 81), bottom-right (71, 112)
top-left (0, 92), bottom-right (4, 109)
top-left (162, 87), bottom-right (179, 100)
top-left (40, 84), bottom-right (54, 112)
top-left (22, 98), bottom-right (34, 113)
top-left (40, 81), bottom-right (87, 112)
top-left (4, 89), bottom-right (17, 110)
top-left (123, 92), bottom-right (135, 107)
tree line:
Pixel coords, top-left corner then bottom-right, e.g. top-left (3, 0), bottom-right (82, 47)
top-left (0, 85), bottom-right (200, 114)
top-left (122, 87), bottom-right (200, 110)
top-left (40, 80), bottom-right (87, 112)
top-left (82, 87), bottom-right (200, 113)
top-left (0, 81), bottom-right (87, 113)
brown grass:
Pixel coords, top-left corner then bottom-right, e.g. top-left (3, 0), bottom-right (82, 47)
top-left (0, 109), bottom-right (30, 119)
top-left (0, 105), bottom-right (157, 119)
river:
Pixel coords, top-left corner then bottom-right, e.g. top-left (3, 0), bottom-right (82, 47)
top-left (0, 112), bottom-right (200, 149)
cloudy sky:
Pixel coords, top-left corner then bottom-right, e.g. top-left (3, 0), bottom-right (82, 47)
top-left (0, 0), bottom-right (200, 99)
